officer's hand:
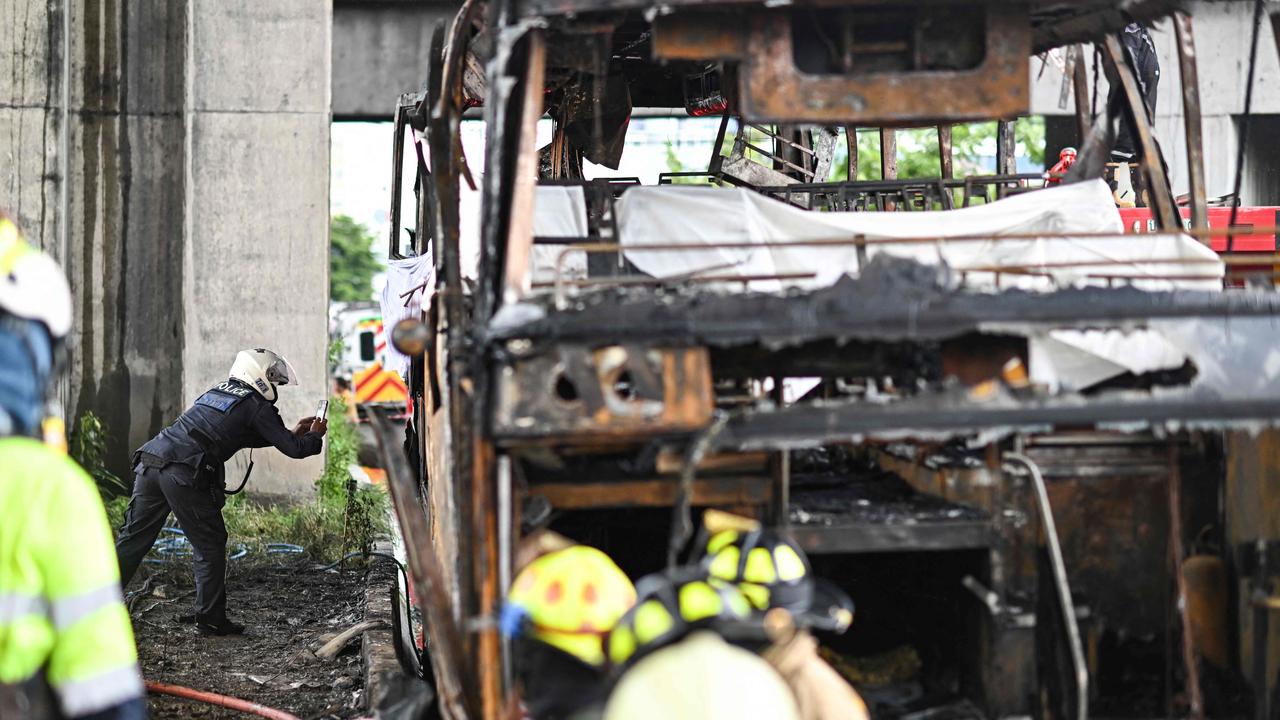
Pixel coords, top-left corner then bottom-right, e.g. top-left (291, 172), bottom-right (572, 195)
top-left (309, 418), bottom-right (329, 437)
top-left (293, 417), bottom-right (316, 437)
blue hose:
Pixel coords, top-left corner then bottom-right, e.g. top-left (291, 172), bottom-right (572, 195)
top-left (139, 526), bottom-right (275, 564)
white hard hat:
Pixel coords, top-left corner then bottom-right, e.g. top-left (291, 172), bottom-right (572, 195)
top-left (604, 631), bottom-right (801, 720)
top-left (0, 215), bottom-right (72, 339)
top-left (229, 348), bottom-right (299, 403)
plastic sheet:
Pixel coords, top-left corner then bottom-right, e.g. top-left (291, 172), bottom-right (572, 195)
top-left (615, 180), bottom-right (1221, 293)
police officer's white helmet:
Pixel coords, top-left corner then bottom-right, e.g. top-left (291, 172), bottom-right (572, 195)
top-left (229, 348), bottom-right (299, 403)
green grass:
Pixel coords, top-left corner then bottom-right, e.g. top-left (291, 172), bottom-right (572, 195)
top-left (100, 393), bottom-right (389, 563)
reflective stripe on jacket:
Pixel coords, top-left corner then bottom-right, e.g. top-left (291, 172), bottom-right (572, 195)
top-left (0, 437), bottom-right (144, 717)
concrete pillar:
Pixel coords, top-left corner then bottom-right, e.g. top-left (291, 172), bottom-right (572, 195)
top-left (0, 0), bottom-right (332, 498)
top-left (184, 1), bottom-right (332, 496)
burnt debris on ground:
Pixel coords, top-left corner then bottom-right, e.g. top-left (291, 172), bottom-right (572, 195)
top-left (128, 557), bottom-right (378, 719)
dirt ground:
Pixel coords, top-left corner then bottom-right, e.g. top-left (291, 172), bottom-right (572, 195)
top-left (127, 557), bottom-right (375, 719)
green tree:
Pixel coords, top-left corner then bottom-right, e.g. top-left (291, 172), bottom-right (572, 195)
top-left (832, 118), bottom-right (1045, 181)
top-left (330, 214), bottom-right (381, 302)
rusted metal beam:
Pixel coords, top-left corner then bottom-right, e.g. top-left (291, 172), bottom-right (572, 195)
top-left (1167, 443), bottom-right (1205, 719)
top-left (1072, 44), bottom-right (1091, 141)
top-left (1101, 34), bottom-right (1179, 231)
top-left (719, 395), bottom-right (1280, 450)
top-left (769, 377), bottom-right (789, 527)
top-left (529, 476), bottom-right (772, 510)
top-left (997, 120), bottom-right (1016, 176)
top-left (389, 105), bottom-right (409, 259)
top-left (845, 126), bottom-right (858, 181)
top-left (424, 20), bottom-right (482, 720)
top-left (501, 30), bottom-right (546, 304)
top-left (880, 128), bottom-right (897, 180)
top-left (938, 125), bottom-right (953, 179)
top-left (471, 438), bottom-right (500, 720)
top-left (1174, 13), bottom-right (1208, 233)
top-left (369, 407), bottom-right (476, 720)
top-left (651, 11), bottom-right (746, 61)
top-left (791, 519), bottom-right (994, 555)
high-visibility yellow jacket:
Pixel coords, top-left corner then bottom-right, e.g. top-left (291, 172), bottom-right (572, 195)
top-left (0, 437), bottom-right (144, 717)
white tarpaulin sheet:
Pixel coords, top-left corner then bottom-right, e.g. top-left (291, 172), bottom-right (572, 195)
top-left (378, 254), bottom-right (434, 379)
top-left (456, 181), bottom-right (591, 284)
top-left (614, 180), bottom-right (1225, 390)
top-left (532, 185), bottom-right (589, 284)
top-left (616, 179), bottom-right (1222, 293)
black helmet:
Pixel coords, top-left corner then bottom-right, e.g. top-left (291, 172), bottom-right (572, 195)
top-left (604, 567), bottom-right (754, 671)
top-left (696, 512), bottom-right (854, 633)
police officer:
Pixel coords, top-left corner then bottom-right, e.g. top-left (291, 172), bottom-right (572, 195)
top-left (0, 214), bottom-right (146, 719)
top-left (114, 348), bottom-right (328, 636)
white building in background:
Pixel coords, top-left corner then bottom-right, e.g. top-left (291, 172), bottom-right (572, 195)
top-left (1031, 1), bottom-right (1280, 205)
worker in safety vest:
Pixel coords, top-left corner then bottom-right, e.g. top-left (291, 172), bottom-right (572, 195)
top-left (698, 511), bottom-right (870, 720)
top-left (0, 214), bottom-right (146, 719)
top-left (602, 567), bottom-right (800, 720)
top-left (114, 349), bottom-right (327, 636)
top-left (502, 544), bottom-right (636, 720)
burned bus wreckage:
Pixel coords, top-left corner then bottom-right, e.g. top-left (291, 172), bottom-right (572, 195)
top-left (365, 1), bottom-right (1280, 718)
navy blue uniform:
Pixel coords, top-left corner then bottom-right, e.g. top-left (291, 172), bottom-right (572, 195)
top-left (1111, 24), bottom-right (1160, 161)
top-left (114, 378), bottom-right (323, 625)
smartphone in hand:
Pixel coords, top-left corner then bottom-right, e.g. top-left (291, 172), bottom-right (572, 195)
top-left (315, 399), bottom-right (329, 422)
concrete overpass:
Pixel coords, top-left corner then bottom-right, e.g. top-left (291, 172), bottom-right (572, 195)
top-left (332, 0), bottom-right (460, 121)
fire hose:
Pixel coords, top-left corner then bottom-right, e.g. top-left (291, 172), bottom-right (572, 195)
top-left (145, 681), bottom-right (301, 720)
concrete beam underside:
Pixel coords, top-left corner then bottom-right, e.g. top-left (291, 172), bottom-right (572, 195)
top-left (331, 3), bottom-right (459, 120)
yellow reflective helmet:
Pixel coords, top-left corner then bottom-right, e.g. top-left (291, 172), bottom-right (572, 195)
top-left (704, 527), bottom-right (811, 610)
top-left (699, 516), bottom-right (855, 633)
top-left (605, 567), bottom-right (754, 670)
top-left (505, 545), bottom-right (636, 668)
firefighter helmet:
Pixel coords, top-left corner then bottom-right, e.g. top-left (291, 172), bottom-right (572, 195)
top-left (699, 514), bottom-right (854, 633)
top-left (504, 545), bottom-right (636, 668)
top-left (605, 567), bottom-right (754, 670)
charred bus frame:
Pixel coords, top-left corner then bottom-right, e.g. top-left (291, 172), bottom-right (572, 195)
top-left (374, 2), bottom-right (1280, 719)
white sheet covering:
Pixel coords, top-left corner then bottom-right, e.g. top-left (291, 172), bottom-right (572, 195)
top-left (378, 255), bottom-right (434, 379)
top-left (616, 179), bottom-right (1222, 293)
top-left (532, 185), bottom-right (589, 284)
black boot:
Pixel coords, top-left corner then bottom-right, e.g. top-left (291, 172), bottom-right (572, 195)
top-left (196, 618), bottom-right (246, 636)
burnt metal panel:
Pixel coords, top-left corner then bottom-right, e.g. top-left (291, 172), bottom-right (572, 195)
top-left (717, 393), bottom-right (1280, 449)
top-left (489, 261), bottom-right (1280, 348)
top-left (791, 520), bottom-right (994, 554)
top-left (529, 475), bottom-right (771, 509)
top-left (493, 344), bottom-right (714, 442)
top-left (1029, 442), bottom-right (1172, 639)
top-left (734, 6), bottom-right (1028, 124)
top-left (651, 12), bottom-right (746, 61)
